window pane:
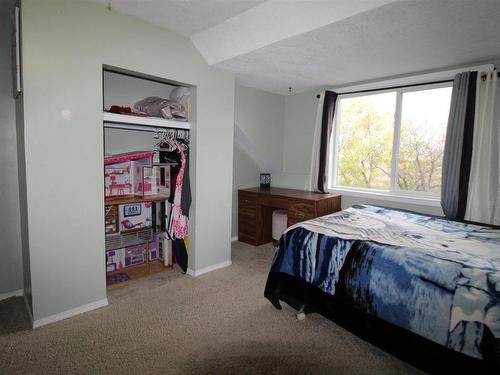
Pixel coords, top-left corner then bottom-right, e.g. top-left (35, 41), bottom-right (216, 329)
top-left (335, 92), bottom-right (396, 190)
top-left (398, 87), bottom-right (452, 193)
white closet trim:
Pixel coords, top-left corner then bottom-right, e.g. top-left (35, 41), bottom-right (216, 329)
top-left (104, 112), bottom-right (190, 131)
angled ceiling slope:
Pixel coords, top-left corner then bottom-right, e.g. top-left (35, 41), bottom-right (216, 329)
top-left (190, 0), bottom-right (397, 65)
top-left (92, 0), bottom-right (265, 36)
top-left (93, 1), bottom-right (500, 95)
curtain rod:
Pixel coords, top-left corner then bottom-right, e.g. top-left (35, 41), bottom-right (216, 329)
top-left (315, 79), bottom-right (453, 99)
top-left (316, 70), bottom-right (499, 98)
top-left (481, 71), bottom-right (500, 80)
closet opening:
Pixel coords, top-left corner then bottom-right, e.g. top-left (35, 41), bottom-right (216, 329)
top-left (102, 66), bottom-right (193, 289)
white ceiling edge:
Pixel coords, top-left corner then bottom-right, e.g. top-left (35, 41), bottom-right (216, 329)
top-left (191, 0), bottom-right (398, 66)
top-left (330, 63), bottom-right (495, 94)
top-left (239, 62), bottom-right (496, 98)
top-left (235, 63), bottom-right (496, 97)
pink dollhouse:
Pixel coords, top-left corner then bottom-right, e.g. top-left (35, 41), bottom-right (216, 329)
top-left (140, 165), bottom-right (170, 196)
top-left (104, 151), bottom-right (153, 197)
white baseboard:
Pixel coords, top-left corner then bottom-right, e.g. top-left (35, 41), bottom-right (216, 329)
top-left (231, 236), bottom-right (238, 242)
top-left (187, 260), bottom-right (232, 277)
top-left (33, 298), bottom-right (108, 329)
top-left (0, 288), bottom-right (23, 301)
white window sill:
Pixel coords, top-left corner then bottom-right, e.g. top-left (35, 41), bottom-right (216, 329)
top-left (328, 187), bottom-right (441, 207)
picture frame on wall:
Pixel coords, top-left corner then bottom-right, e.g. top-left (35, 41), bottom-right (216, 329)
top-left (12, 5), bottom-right (22, 98)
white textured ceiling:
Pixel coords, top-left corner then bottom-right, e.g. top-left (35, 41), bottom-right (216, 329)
top-left (217, 0), bottom-right (500, 94)
top-left (93, 0), bottom-right (264, 36)
top-left (92, 0), bottom-right (500, 95)
top-left (191, 0), bottom-right (397, 65)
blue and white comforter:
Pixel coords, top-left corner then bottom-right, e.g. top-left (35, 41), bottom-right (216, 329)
top-left (270, 205), bottom-right (500, 359)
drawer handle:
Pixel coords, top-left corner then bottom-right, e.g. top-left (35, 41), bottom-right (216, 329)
top-left (243, 199), bottom-right (249, 203)
top-left (295, 213), bottom-right (305, 219)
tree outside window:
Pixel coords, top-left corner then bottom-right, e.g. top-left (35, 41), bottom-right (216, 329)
top-left (331, 85), bottom-right (452, 196)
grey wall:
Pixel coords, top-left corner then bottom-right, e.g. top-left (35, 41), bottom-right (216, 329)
top-left (104, 128), bottom-right (157, 156)
top-left (0, 0), bottom-right (23, 297)
top-left (19, 0), bottom-right (234, 323)
top-left (273, 91), bottom-right (318, 190)
top-left (232, 84), bottom-right (285, 237)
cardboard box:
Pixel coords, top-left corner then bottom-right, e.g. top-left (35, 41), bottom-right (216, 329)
top-left (119, 202), bottom-right (152, 232)
top-left (149, 238), bottom-right (159, 261)
top-left (106, 248), bottom-right (125, 272)
top-left (125, 244), bottom-right (145, 267)
top-left (104, 205), bottom-right (119, 234)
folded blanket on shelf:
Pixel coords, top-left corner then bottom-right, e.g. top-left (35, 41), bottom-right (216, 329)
top-left (134, 96), bottom-right (187, 120)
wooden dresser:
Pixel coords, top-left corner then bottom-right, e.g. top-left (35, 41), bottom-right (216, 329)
top-left (238, 187), bottom-right (341, 246)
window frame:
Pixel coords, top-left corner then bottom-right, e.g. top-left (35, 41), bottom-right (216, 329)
top-left (327, 81), bottom-right (453, 205)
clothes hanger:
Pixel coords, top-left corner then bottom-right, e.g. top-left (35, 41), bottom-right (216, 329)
top-left (155, 129), bottom-right (190, 152)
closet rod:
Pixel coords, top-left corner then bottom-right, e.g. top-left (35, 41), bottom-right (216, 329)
top-left (315, 79), bottom-right (453, 99)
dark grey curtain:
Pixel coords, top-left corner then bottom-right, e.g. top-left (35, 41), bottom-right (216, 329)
top-left (317, 91), bottom-right (338, 193)
top-left (441, 72), bottom-right (477, 219)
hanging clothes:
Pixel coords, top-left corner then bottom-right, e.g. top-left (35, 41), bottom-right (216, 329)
top-left (171, 140), bottom-right (189, 239)
top-left (172, 239), bottom-right (188, 274)
top-left (163, 138), bottom-right (191, 217)
top-left (159, 133), bottom-right (190, 274)
top-left (180, 142), bottom-right (192, 217)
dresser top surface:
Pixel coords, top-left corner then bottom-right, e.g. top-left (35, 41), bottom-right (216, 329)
top-left (239, 187), bottom-right (340, 201)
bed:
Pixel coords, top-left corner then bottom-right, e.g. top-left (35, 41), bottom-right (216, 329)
top-left (264, 205), bottom-right (500, 361)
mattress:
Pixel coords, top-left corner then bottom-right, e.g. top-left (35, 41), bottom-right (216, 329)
top-left (265, 205), bottom-right (500, 359)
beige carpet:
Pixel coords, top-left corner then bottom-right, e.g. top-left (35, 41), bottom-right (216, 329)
top-left (0, 242), bottom-right (422, 374)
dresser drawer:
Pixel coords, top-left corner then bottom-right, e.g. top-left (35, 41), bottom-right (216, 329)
top-left (238, 217), bottom-right (258, 245)
top-left (289, 202), bottom-right (316, 217)
top-left (287, 216), bottom-right (311, 227)
top-left (239, 191), bottom-right (257, 207)
top-left (239, 206), bottom-right (257, 219)
top-left (239, 211), bottom-right (257, 234)
top-left (287, 214), bottom-right (314, 227)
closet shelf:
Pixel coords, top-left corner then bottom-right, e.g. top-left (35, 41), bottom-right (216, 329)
top-left (103, 112), bottom-right (190, 130)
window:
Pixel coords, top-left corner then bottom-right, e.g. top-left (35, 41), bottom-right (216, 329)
top-left (329, 84), bottom-right (452, 199)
